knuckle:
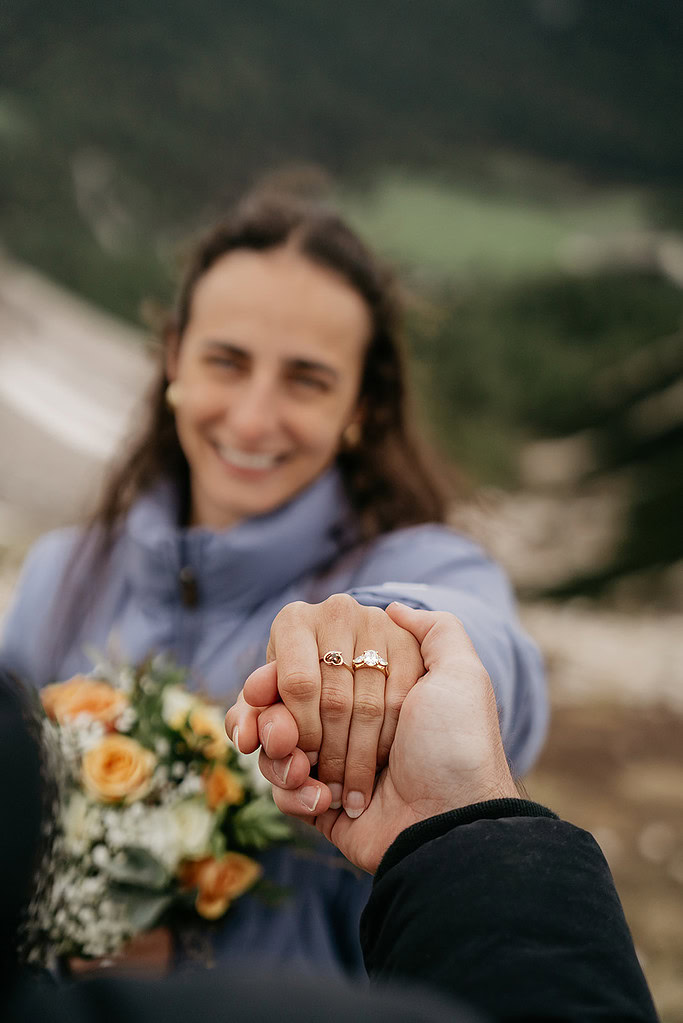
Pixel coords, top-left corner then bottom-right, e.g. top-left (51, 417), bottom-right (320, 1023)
top-left (278, 670), bottom-right (319, 703)
top-left (436, 614), bottom-right (467, 646)
top-left (361, 601), bottom-right (388, 634)
top-left (321, 592), bottom-right (358, 622)
top-left (273, 600), bottom-right (311, 627)
top-left (320, 687), bottom-right (352, 720)
top-left (364, 604), bottom-right (389, 629)
top-left (320, 753), bottom-right (346, 776)
top-left (353, 695), bottom-right (384, 722)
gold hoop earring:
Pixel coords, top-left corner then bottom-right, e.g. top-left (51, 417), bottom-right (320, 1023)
top-left (165, 382), bottom-right (181, 410)
top-left (342, 422), bottom-right (362, 449)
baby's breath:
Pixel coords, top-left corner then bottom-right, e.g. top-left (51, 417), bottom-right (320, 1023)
top-left (23, 655), bottom-right (292, 964)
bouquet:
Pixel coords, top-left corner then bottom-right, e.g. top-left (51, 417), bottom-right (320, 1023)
top-left (23, 656), bottom-right (291, 964)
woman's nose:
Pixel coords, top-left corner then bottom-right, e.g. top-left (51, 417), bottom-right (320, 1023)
top-left (228, 379), bottom-right (280, 443)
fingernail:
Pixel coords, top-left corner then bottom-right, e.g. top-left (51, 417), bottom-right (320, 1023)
top-left (328, 783), bottom-right (342, 809)
top-left (306, 751), bottom-right (319, 767)
top-left (261, 721), bottom-right (272, 757)
top-left (344, 791), bottom-right (365, 819)
top-left (299, 785), bottom-right (321, 813)
top-left (272, 755), bottom-right (293, 785)
top-left (231, 726), bottom-right (240, 752)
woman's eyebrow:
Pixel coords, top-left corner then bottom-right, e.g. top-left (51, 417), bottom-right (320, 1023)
top-left (203, 342), bottom-right (338, 381)
top-left (286, 358), bottom-right (338, 381)
top-left (204, 340), bottom-right (248, 358)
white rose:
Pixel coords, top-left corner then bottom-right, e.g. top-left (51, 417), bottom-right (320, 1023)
top-left (161, 686), bottom-right (198, 730)
top-left (137, 806), bottom-right (185, 871)
top-left (63, 792), bottom-right (89, 850)
top-left (171, 797), bottom-right (215, 860)
top-left (63, 792), bottom-right (103, 853)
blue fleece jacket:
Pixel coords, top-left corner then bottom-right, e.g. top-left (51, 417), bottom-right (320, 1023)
top-left (0, 468), bottom-right (547, 975)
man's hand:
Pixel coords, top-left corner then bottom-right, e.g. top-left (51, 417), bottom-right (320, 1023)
top-left (233, 603), bottom-right (518, 873)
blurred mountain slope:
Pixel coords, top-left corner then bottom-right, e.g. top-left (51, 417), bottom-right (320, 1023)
top-left (0, 259), bottom-right (153, 536)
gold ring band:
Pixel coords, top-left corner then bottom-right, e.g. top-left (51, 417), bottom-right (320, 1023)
top-left (320, 651), bottom-right (355, 676)
top-left (352, 649), bottom-right (389, 677)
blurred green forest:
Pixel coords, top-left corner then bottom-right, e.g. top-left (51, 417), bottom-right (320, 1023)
top-left (2, 0), bottom-right (682, 312)
top-left (1, 0), bottom-right (682, 587)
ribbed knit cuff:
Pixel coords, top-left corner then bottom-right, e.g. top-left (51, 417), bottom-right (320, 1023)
top-left (375, 799), bottom-right (559, 883)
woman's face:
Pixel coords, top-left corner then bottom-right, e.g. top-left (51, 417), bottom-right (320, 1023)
top-left (167, 246), bottom-right (370, 530)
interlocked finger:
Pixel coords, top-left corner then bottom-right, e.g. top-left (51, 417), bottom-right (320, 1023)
top-left (257, 745), bottom-right (312, 791)
top-left (376, 633), bottom-right (425, 768)
top-left (316, 633), bottom-right (357, 809)
top-left (268, 603), bottom-right (324, 758)
top-left (339, 645), bottom-right (389, 818)
top-left (270, 775), bottom-right (332, 820)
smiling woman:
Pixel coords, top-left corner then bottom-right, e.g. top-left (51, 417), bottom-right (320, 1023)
top-left (0, 190), bottom-right (547, 979)
top-left (166, 246), bottom-right (369, 529)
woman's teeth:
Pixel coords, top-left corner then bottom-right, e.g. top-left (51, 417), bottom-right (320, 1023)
top-left (217, 445), bottom-right (281, 470)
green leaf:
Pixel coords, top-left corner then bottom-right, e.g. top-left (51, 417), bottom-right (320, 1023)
top-left (210, 828), bottom-right (227, 859)
top-left (231, 797), bottom-right (292, 850)
top-left (111, 889), bottom-right (173, 931)
top-left (105, 846), bottom-right (170, 891)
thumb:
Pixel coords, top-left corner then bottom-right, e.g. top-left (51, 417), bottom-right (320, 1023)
top-left (243, 661), bottom-right (280, 708)
top-left (385, 601), bottom-right (440, 644)
top-left (386, 603), bottom-right (479, 674)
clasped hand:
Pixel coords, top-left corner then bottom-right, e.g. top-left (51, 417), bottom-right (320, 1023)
top-left (225, 599), bottom-right (517, 874)
top-left (226, 593), bottom-right (424, 820)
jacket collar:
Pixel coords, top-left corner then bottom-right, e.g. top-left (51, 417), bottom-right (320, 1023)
top-left (122, 469), bottom-right (359, 610)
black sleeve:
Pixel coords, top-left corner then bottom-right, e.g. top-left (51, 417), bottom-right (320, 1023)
top-left (361, 799), bottom-right (659, 1022)
top-left (0, 672), bottom-right (44, 982)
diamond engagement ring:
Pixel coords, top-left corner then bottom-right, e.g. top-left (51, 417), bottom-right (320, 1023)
top-left (320, 650), bottom-right (355, 676)
top-left (352, 649), bottom-right (389, 677)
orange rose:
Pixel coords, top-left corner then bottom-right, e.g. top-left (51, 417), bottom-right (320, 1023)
top-left (178, 853), bottom-right (262, 919)
top-left (204, 764), bottom-right (244, 810)
top-left (42, 676), bottom-right (128, 727)
top-left (185, 704), bottom-right (229, 761)
top-left (82, 734), bottom-right (156, 803)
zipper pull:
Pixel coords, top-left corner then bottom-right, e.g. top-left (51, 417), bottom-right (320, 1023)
top-left (179, 565), bottom-right (199, 609)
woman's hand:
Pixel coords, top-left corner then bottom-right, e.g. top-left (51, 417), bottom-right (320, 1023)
top-left (257, 603), bottom-right (518, 873)
top-left (225, 594), bottom-right (424, 819)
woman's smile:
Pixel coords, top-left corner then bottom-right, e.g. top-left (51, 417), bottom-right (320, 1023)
top-left (212, 443), bottom-right (289, 475)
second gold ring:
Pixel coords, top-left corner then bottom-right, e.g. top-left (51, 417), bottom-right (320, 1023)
top-left (352, 649), bottom-right (389, 677)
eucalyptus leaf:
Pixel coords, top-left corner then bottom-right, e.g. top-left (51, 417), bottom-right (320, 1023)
top-left (231, 797), bottom-right (292, 850)
top-left (210, 829), bottom-right (227, 859)
top-left (105, 846), bottom-right (170, 891)
top-left (111, 889), bottom-right (173, 931)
